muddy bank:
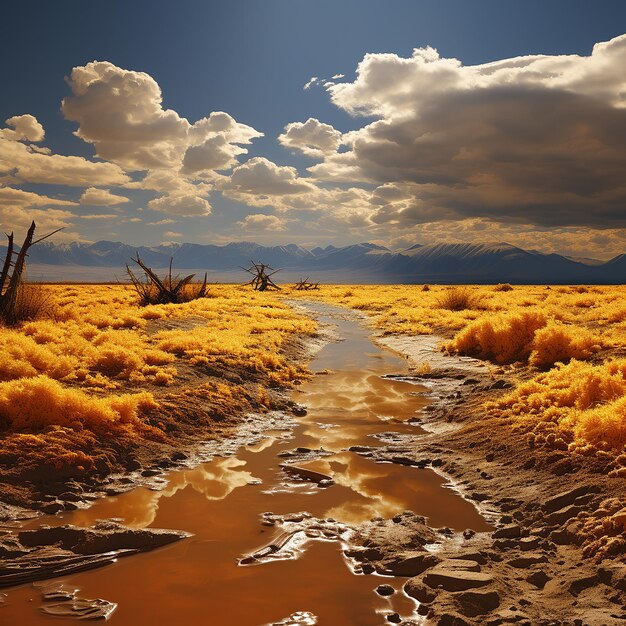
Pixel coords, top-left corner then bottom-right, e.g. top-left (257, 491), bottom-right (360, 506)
top-left (0, 520), bottom-right (190, 587)
top-left (342, 326), bottom-right (626, 625)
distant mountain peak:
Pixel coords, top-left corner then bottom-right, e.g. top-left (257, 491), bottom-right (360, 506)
top-left (20, 238), bottom-right (625, 283)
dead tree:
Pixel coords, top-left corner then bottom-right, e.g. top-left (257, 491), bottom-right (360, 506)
top-left (294, 277), bottom-right (320, 290)
top-left (0, 221), bottom-right (62, 324)
top-left (126, 255), bottom-right (208, 305)
top-left (242, 261), bottom-right (281, 291)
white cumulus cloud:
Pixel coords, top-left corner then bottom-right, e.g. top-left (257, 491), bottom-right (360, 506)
top-left (309, 34), bottom-right (626, 229)
top-left (237, 213), bottom-right (287, 231)
top-left (278, 118), bottom-right (342, 157)
top-left (148, 193), bottom-right (211, 216)
top-left (80, 187), bottom-right (130, 205)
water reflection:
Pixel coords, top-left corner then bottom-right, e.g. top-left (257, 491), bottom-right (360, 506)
top-left (7, 304), bottom-right (490, 626)
top-left (69, 457), bottom-right (259, 529)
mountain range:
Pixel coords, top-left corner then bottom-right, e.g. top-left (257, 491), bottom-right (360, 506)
top-left (5, 240), bottom-right (625, 284)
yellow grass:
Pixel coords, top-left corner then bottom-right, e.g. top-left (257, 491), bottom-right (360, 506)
top-left (4, 282), bottom-right (626, 472)
top-left (488, 359), bottom-right (626, 453)
top-left (0, 376), bottom-right (159, 436)
top-left (0, 284), bottom-right (315, 470)
top-left (286, 284), bottom-right (625, 351)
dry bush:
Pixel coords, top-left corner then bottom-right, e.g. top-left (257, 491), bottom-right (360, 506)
top-left (438, 286), bottom-right (478, 311)
top-left (422, 284), bottom-right (430, 292)
top-left (491, 359), bottom-right (626, 452)
top-left (1, 283), bottom-right (53, 325)
top-left (529, 322), bottom-right (602, 367)
top-left (126, 256), bottom-right (208, 306)
top-left (445, 312), bottom-right (547, 363)
top-left (134, 280), bottom-right (209, 306)
top-left (494, 283), bottom-right (513, 292)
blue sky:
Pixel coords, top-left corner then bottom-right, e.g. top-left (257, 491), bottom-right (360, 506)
top-left (2, 1), bottom-right (626, 258)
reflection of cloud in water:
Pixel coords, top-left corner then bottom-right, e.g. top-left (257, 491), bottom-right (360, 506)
top-left (70, 457), bottom-right (257, 529)
top-left (298, 372), bottom-right (426, 451)
top-left (302, 371), bottom-right (425, 423)
top-left (298, 453), bottom-right (408, 524)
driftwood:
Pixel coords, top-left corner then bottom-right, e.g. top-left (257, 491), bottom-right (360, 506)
top-left (242, 261), bottom-right (281, 291)
top-left (294, 277), bottom-right (320, 290)
top-left (0, 221), bottom-right (63, 324)
top-left (126, 255), bottom-right (208, 305)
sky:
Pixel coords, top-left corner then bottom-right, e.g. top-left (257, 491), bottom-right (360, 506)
top-left (1, 0), bottom-right (626, 259)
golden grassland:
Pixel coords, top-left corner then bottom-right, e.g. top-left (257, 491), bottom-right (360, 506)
top-left (286, 284), bottom-right (626, 457)
top-left (3, 281), bottom-right (626, 485)
top-left (0, 284), bottom-right (315, 474)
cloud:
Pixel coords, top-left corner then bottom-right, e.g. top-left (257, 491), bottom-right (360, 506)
top-left (218, 155), bottom-right (375, 219)
top-left (278, 118), bottom-right (342, 157)
top-left (236, 213), bottom-right (287, 231)
top-left (0, 204), bottom-right (79, 241)
top-left (181, 133), bottom-right (247, 173)
top-left (147, 193), bottom-right (211, 216)
top-left (308, 34), bottom-right (626, 229)
top-left (0, 186), bottom-right (77, 209)
top-left (125, 169), bottom-right (212, 196)
top-left (0, 187), bottom-right (83, 242)
top-left (80, 187), bottom-right (129, 205)
top-left (0, 117), bottom-right (129, 187)
top-left (381, 218), bottom-right (626, 261)
top-left (2, 114), bottom-right (45, 142)
top-left (62, 62), bottom-right (262, 175)
top-left (62, 62), bottom-right (189, 170)
top-left (187, 111), bottom-right (261, 146)
top-left (219, 157), bottom-right (316, 202)
top-left (163, 230), bottom-right (182, 238)
top-left (78, 213), bottom-right (118, 220)
top-left (149, 218), bottom-right (177, 226)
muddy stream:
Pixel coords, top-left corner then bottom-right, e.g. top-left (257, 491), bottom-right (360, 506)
top-left (2, 303), bottom-right (490, 625)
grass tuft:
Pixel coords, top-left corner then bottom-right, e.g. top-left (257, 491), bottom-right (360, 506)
top-left (437, 286), bottom-right (478, 311)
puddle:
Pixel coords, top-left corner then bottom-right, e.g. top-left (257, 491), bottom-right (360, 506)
top-left (3, 303), bottom-right (490, 625)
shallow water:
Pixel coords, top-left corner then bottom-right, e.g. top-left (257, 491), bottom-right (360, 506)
top-left (3, 303), bottom-right (490, 625)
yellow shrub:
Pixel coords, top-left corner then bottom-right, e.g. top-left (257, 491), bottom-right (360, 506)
top-left (88, 346), bottom-right (144, 378)
top-left (0, 375), bottom-right (160, 438)
top-left (445, 312), bottom-right (547, 363)
top-left (0, 334), bottom-right (77, 380)
top-left (529, 322), bottom-right (602, 367)
top-left (575, 397), bottom-right (626, 451)
top-left (437, 287), bottom-right (479, 311)
top-left (491, 359), bottom-right (626, 451)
